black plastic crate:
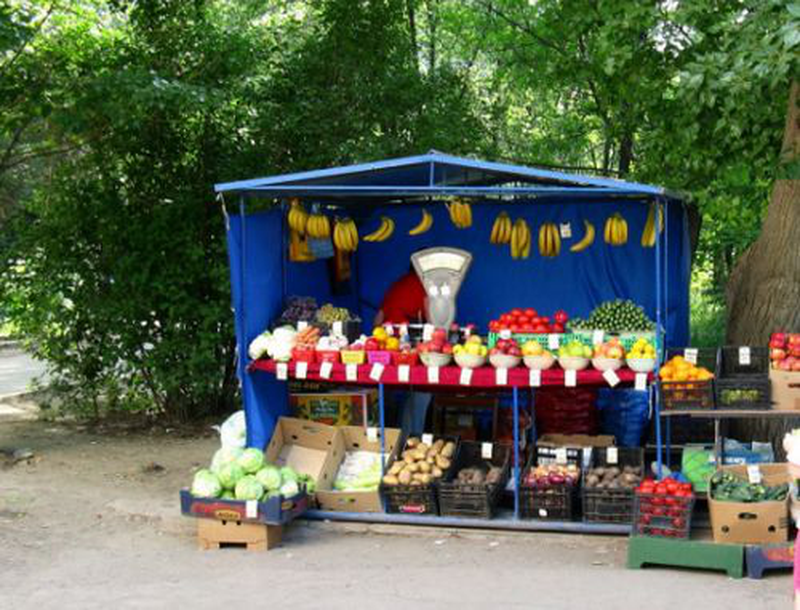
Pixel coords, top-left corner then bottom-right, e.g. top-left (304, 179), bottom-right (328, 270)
top-left (519, 453), bottom-right (582, 521)
top-left (438, 441), bottom-right (510, 519)
top-left (715, 377), bottom-right (771, 410)
top-left (665, 347), bottom-right (719, 372)
top-left (582, 447), bottom-right (644, 524)
top-left (634, 492), bottom-right (695, 539)
top-left (718, 346), bottom-right (769, 378)
top-left (660, 380), bottom-right (716, 411)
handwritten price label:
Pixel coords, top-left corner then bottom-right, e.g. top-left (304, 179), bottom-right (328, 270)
top-left (369, 363), bottom-right (384, 381)
top-left (495, 367), bottom-right (508, 386)
top-left (295, 361), bottom-right (308, 379)
top-left (345, 363), bottom-right (358, 382)
top-left (564, 369), bottom-right (577, 387)
top-left (460, 367), bottom-right (473, 386)
top-left (427, 366), bottom-right (440, 384)
top-left (276, 363), bottom-right (288, 380)
top-left (603, 368), bottom-right (620, 387)
top-left (320, 361), bottom-right (333, 379)
top-left (398, 365), bottom-right (410, 383)
top-left (529, 369), bottom-right (541, 387)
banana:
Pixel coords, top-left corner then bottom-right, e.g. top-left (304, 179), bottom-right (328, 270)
top-left (618, 214), bottom-right (628, 244)
top-left (551, 224), bottom-right (561, 256)
top-left (364, 216), bottom-right (394, 242)
top-left (463, 201), bottom-right (472, 228)
top-left (409, 208), bottom-right (433, 236)
top-left (335, 219), bottom-right (358, 251)
top-left (520, 220), bottom-right (531, 258)
top-left (491, 212), bottom-right (510, 244)
top-left (503, 215), bottom-right (512, 243)
top-left (604, 216), bottom-right (613, 244)
top-left (570, 220), bottom-right (595, 252)
top-left (511, 218), bottom-right (526, 259)
top-left (641, 205), bottom-right (655, 247)
top-left (538, 223), bottom-right (547, 257)
top-left (348, 220), bottom-right (359, 250)
top-left (448, 198), bottom-right (472, 229)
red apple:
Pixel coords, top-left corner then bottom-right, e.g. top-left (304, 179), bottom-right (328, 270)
top-left (509, 346), bottom-right (522, 357)
top-left (790, 334), bottom-right (800, 346)
top-left (540, 316), bottom-right (550, 324)
top-left (771, 348), bottom-right (787, 360)
top-left (365, 338), bottom-right (380, 351)
top-left (490, 347), bottom-right (501, 356)
top-left (510, 324), bottom-right (521, 333)
top-left (442, 344), bottom-right (453, 354)
top-left (793, 361), bottom-right (800, 372)
top-left (772, 332), bottom-right (787, 344)
top-left (511, 308), bottom-right (522, 317)
top-left (522, 323), bottom-right (535, 333)
top-left (791, 346), bottom-right (800, 358)
top-left (432, 328), bottom-right (447, 342)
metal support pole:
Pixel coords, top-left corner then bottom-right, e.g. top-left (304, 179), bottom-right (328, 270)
top-left (379, 383), bottom-right (386, 474)
top-left (665, 415), bottom-right (671, 469)
top-left (512, 387), bottom-right (520, 520)
top-left (654, 197), bottom-right (663, 479)
top-left (714, 418), bottom-right (722, 466)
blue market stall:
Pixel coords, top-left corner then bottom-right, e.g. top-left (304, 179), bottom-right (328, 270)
top-left (216, 151), bottom-right (689, 532)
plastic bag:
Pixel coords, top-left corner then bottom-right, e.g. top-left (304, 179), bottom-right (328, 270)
top-left (214, 410), bottom-right (247, 449)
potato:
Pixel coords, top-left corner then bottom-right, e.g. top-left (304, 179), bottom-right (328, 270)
top-left (426, 456), bottom-right (435, 465)
top-left (412, 473), bottom-right (426, 482)
top-left (406, 462), bottom-right (420, 474)
top-left (432, 439), bottom-right (444, 453)
top-left (441, 442), bottom-right (456, 458)
top-left (401, 450), bottom-right (415, 461)
top-left (382, 474), bottom-right (399, 486)
top-left (410, 480), bottom-right (423, 486)
top-left (407, 437), bottom-right (420, 448)
top-left (413, 448), bottom-right (427, 461)
top-left (432, 466), bottom-right (443, 478)
top-left (418, 461), bottom-right (432, 474)
top-left (398, 470), bottom-right (412, 485)
top-left (403, 455), bottom-right (416, 465)
top-left (418, 473), bottom-right (432, 485)
top-left (435, 455), bottom-right (451, 470)
top-left (417, 443), bottom-right (429, 454)
top-left (426, 448), bottom-right (438, 460)
top-left (586, 474), bottom-right (601, 487)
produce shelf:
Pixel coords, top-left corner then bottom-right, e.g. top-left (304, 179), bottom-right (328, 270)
top-left (301, 508), bottom-right (632, 534)
top-left (250, 359), bottom-right (650, 389)
top-left (660, 409), bottom-right (800, 418)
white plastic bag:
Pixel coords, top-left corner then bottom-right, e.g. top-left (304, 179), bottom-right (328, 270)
top-left (214, 410), bottom-right (247, 449)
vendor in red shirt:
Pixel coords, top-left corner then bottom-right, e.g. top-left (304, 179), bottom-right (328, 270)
top-left (373, 266), bottom-right (427, 326)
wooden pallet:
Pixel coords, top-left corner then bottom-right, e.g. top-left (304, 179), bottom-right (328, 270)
top-left (627, 535), bottom-right (744, 578)
top-left (745, 542), bottom-right (794, 579)
top-left (197, 518), bottom-right (282, 551)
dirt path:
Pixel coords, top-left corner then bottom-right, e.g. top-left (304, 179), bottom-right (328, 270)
top-left (0, 420), bottom-right (792, 610)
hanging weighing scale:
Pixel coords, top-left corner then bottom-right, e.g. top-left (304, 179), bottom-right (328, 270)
top-left (411, 247), bottom-right (472, 329)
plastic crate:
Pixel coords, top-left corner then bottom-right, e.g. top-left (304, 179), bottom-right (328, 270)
top-left (582, 447), bottom-right (644, 524)
top-left (665, 347), bottom-right (719, 372)
top-left (366, 350), bottom-right (393, 365)
top-left (340, 350), bottom-right (366, 365)
top-left (715, 377), bottom-right (771, 410)
top-left (718, 346), bottom-right (769, 377)
top-left (488, 332), bottom-right (589, 349)
top-left (660, 380), bottom-right (716, 411)
top-left (437, 441), bottom-right (510, 519)
top-left (519, 450), bottom-right (582, 521)
top-left (634, 492), bottom-right (695, 539)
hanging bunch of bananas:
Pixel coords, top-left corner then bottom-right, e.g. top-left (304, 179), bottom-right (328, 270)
top-left (306, 213), bottom-right (331, 239)
top-left (333, 218), bottom-right (359, 252)
top-left (287, 199), bottom-right (309, 235)
top-left (490, 211), bottom-right (512, 244)
top-left (604, 213), bottom-right (628, 246)
top-left (447, 197), bottom-right (472, 228)
top-left (363, 216), bottom-right (395, 242)
top-left (640, 203), bottom-right (664, 248)
top-left (510, 218), bottom-right (532, 259)
top-left (538, 222), bottom-right (561, 257)
top-left (569, 220), bottom-right (595, 253)
top-left (408, 208), bottom-right (433, 235)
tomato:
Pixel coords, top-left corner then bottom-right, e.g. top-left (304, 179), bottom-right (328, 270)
top-left (533, 325), bottom-right (549, 333)
top-left (672, 517), bottom-right (685, 529)
top-left (510, 324), bottom-right (521, 333)
top-left (500, 313), bottom-right (512, 324)
top-left (675, 489), bottom-right (691, 498)
top-left (666, 482), bottom-right (678, 494)
top-left (525, 308), bottom-right (537, 317)
top-left (511, 308), bottom-right (522, 317)
top-left (518, 315), bottom-right (530, 324)
top-left (554, 310), bottom-right (569, 324)
top-left (679, 483), bottom-right (693, 493)
top-left (639, 514), bottom-right (652, 525)
top-left (552, 323), bottom-right (565, 333)
top-left (488, 321), bottom-right (498, 332)
top-left (521, 324), bottom-right (535, 333)
top-left (652, 506), bottom-right (666, 517)
top-left (655, 484), bottom-right (667, 495)
top-left (540, 316), bottom-right (550, 324)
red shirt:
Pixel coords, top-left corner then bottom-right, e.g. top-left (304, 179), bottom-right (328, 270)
top-left (380, 272), bottom-right (426, 323)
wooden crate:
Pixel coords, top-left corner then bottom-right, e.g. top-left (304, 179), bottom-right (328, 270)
top-left (197, 518), bottom-right (282, 551)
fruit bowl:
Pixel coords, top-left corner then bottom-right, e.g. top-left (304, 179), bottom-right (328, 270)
top-left (523, 353), bottom-right (556, 370)
top-left (627, 358), bottom-right (656, 373)
top-left (454, 353), bottom-right (487, 369)
top-left (391, 351), bottom-right (419, 366)
top-left (558, 356), bottom-right (590, 371)
top-left (489, 354), bottom-right (522, 369)
top-left (591, 356), bottom-right (623, 372)
top-left (419, 352), bottom-right (452, 367)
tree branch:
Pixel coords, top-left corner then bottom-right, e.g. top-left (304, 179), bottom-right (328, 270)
top-left (472, 0), bottom-right (565, 56)
top-left (0, 2), bottom-right (58, 80)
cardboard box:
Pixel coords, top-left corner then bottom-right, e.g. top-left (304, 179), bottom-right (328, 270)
top-left (708, 463), bottom-right (790, 545)
top-left (290, 389), bottom-right (377, 427)
top-left (770, 370), bottom-right (800, 411)
top-left (316, 426), bottom-right (402, 513)
top-left (538, 434), bottom-right (616, 448)
top-left (264, 417), bottom-right (344, 493)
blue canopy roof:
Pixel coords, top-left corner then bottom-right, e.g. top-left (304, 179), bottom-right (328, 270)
top-left (215, 151), bottom-right (680, 203)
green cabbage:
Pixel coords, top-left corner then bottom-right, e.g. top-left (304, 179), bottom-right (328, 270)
top-left (280, 480), bottom-right (300, 497)
top-left (237, 448), bottom-right (265, 474)
top-left (234, 475), bottom-right (265, 501)
top-left (220, 490), bottom-right (236, 500)
top-left (217, 462), bottom-right (245, 490)
top-left (210, 446), bottom-right (243, 474)
top-left (190, 469), bottom-right (222, 498)
top-left (280, 466), bottom-right (299, 482)
top-left (255, 465), bottom-right (282, 491)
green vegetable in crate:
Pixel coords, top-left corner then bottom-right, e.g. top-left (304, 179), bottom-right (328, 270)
top-left (279, 480), bottom-right (300, 497)
top-left (234, 475), bottom-right (265, 501)
top-left (237, 448), bottom-right (265, 474)
top-left (255, 464), bottom-right (282, 491)
top-left (220, 490), bottom-right (236, 500)
top-left (280, 466), bottom-right (299, 482)
top-left (710, 471), bottom-right (789, 502)
top-left (568, 299), bottom-right (654, 333)
top-left (217, 462), bottom-right (245, 490)
top-left (210, 446), bottom-right (243, 474)
top-left (297, 473), bottom-right (316, 494)
top-left (191, 469), bottom-right (222, 498)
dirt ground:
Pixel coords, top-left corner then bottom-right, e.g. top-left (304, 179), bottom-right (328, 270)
top-left (0, 420), bottom-right (793, 610)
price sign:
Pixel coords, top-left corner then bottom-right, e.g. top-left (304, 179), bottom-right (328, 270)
top-left (346, 363), bottom-right (358, 382)
top-left (592, 330), bottom-right (605, 346)
top-left (564, 369), bottom-right (577, 387)
top-left (560, 223), bottom-right (572, 239)
top-left (384, 324), bottom-right (394, 336)
top-left (399, 324), bottom-right (409, 338)
top-left (481, 443), bottom-right (493, 459)
top-left (555, 447), bottom-right (568, 465)
top-left (582, 447), bottom-right (593, 467)
top-left (548, 334), bottom-right (560, 350)
top-left (603, 368), bottom-right (620, 387)
top-left (422, 324), bottom-right (435, 341)
top-left (369, 363), bottom-right (384, 382)
top-left (747, 465), bottom-right (762, 484)
top-left (295, 361), bottom-right (308, 380)
top-left (297, 320), bottom-right (309, 331)
top-left (366, 427), bottom-right (378, 442)
top-left (495, 367), bottom-right (508, 386)
top-left (739, 346), bottom-right (751, 366)
top-left (320, 361), bottom-right (333, 379)
top-left (427, 366), bottom-right (440, 384)
top-left (246, 500), bottom-right (258, 519)
top-left (422, 433), bottom-right (434, 446)
top-left (529, 369), bottom-right (541, 387)
top-left (398, 364), bottom-right (410, 383)
top-left (539, 508), bottom-right (549, 518)
top-left (276, 362), bottom-right (288, 380)
top-left (332, 321), bottom-right (343, 335)
top-left (499, 329), bottom-right (512, 340)
top-left (635, 373), bottom-right (648, 392)
top-left (607, 447), bottom-right (619, 465)
top-left (684, 348), bottom-right (698, 364)
top-left (460, 367), bottom-right (473, 386)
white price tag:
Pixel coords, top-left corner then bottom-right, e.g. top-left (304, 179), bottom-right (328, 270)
top-left (399, 324), bottom-right (409, 338)
top-left (582, 447), bottom-right (593, 467)
top-left (320, 361), bottom-right (333, 379)
top-left (607, 447), bottom-right (619, 465)
top-left (384, 324), bottom-right (394, 336)
top-left (560, 223), bottom-right (572, 239)
top-left (398, 364), bottom-right (410, 383)
top-left (539, 508), bottom-right (548, 518)
top-left (427, 366), bottom-right (440, 384)
top-left (684, 348), bottom-right (698, 364)
top-left (603, 368), bottom-right (620, 387)
top-left (495, 367), bottom-right (508, 386)
top-left (366, 427), bottom-right (378, 442)
top-left (459, 367), bottom-right (473, 386)
top-left (747, 464), bottom-right (762, 484)
top-left (276, 362), bottom-right (288, 380)
top-left (246, 500), bottom-right (258, 519)
top-left (555, 447), bottom-right (568, 465)
top-left (297, 320), bottom-right (309, 331)
top-left (481, 442), bottom-right (493, 459)
top-left (499, 329), bottom-right (512, 340)
top-left (593, 330), bottom-right (605, 346)
top-left (295, 361), bottom-right (308, 379)
top-left (739, 346), bottom-right (751, 366)
top-left (346, 363), bottom-right (358, 382)
top-left (422, 324), bottom-right (435, 341)
top-left (548, 334), bottom-right (560, 350)
top-left (369, 363), bottom-right (384, 381)
top-left (529, 369), bottom-right (541, 387)
top-left (635, 373), bottom-right (648, 392)
top-left (332, 321), bottom-right (343, 335)
top-left (422, 433), bottom-right (434, 446)
top-left (564, 369), bottom-right (577, 387)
